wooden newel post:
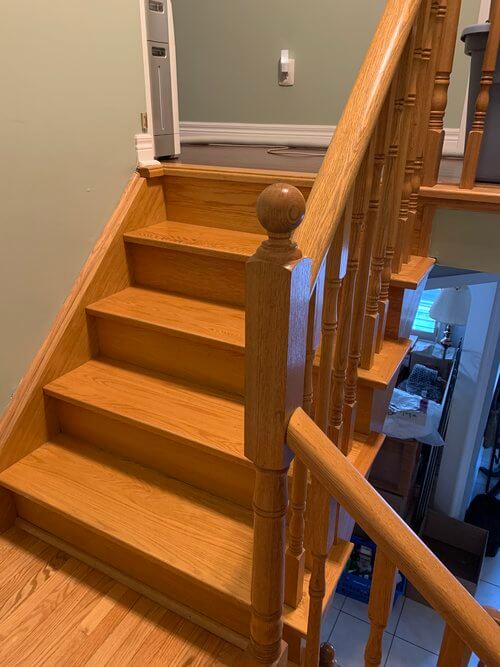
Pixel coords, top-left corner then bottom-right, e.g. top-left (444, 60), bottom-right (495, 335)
top-left (244, 183), bottom-right (312, 666)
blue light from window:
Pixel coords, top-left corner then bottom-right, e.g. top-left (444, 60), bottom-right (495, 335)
top-left (413, 289), bottom-right (441, 334)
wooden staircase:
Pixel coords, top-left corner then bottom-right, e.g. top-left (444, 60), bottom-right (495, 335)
top-left (0, 165), bottom-right (432, 662)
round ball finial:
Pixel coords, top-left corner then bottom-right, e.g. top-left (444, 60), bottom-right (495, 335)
top-left (256, 183), bottom-right (306, 237)
top-left (319, 642), bottom-right (337, 666)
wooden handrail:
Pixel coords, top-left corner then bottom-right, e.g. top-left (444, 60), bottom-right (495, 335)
top-left (287, 407), bottom-right (500, 666)
top-left (292, 0), bottom-right (422, 286)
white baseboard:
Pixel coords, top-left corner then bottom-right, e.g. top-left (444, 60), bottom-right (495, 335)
top-left (180, 121), bottom-right (463, 157)
top-left (135, 133), bottom-right (161, 167)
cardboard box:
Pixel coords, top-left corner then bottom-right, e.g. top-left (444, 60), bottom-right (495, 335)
top-left (406, 510), bottom-right (488, 606)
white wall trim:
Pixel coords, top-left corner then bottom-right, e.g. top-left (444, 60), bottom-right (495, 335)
top-left (135, 133), bottom-right (161, 167)
top-left (180, 121), bottom-right (462, 156)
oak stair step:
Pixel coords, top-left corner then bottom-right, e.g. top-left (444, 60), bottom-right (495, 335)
top-left (43, 358), bottom-right (252, 507)
top-left (0, 437), bottom-right (353, 641)
top-left (127, 222), bottom-right (433, 283)
top-left (124, 220), bottom-right (264, 261)
top-left (390, 255), bottom-right (435, 290)
top-left (87, 287), bottom-right (245, 395)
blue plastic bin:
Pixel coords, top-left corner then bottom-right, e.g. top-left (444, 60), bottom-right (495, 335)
top-left (337, 535), bottom-right (406, 605)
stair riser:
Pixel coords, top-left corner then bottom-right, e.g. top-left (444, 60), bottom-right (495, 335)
top-left (52, 399), bottom-right (255, 508)
top-left (13, 495), bottom-right (252, 637)
top-left (127, 243), bottom-right (246, 307)
top-left (93, 317), bottom-right (245, 397)
top-left (386, 282), bottom-right (426, 339)
top-left (163, 174), bottom-right (311, 234)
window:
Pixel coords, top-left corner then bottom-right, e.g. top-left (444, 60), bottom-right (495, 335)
top-left (412, 289), bottom-right (441, 336)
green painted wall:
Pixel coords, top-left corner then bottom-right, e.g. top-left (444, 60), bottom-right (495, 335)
top-left (172, 0), bottom-right (479, 127)
top-left (0, 1), bottom-right (145, 411)
top-left (430, 210), bottom-right (500, 274)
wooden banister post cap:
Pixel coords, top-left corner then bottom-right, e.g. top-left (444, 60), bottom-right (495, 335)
top-left (319, 642), bottom-right (337, 666)
top-left (255, 183), bottom-right (305, 262)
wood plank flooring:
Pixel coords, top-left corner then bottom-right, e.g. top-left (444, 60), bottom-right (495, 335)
top-left (0, 526), bottom-right (242, 666)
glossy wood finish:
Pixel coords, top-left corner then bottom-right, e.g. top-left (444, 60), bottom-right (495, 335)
top-left (365, 549), bottom-right (397, 666)
top-left (285, 289), bottom-right (319, 609)
top-left (437, 624), bottom-right (471, 667)
top-left (378, 45), bottom-right (414, 352)
top-left (288, 408), bottom-right (500, 667)
top-left (361, 90), bottom-right (396, 370)
top-left (341, 145), bottom-right (376, 453)
top-left (0, 487), bottom-right (16, 533)
top-left (422, 0), bottom-right (461, 187)
top-left (420, 182), bottom-right (500, 212)
top-left (0, 175), bottom-right (166, 473)
top-left (460, 0), bottom-right (500, 189)
top-left (292, 0), bottom-right (422, 284)
top-left (245, 184), bottom-right (310, 665)
top-left (0, 526), bottom-right (243, 665)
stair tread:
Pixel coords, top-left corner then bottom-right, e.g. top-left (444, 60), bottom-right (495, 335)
top-left (89, 290), bottom-right (405, 394)
top-left (391, 255), bottom-right (435, 290)
top-left (315, 337), bottom-right (411, 390)
top-left (44, 359), bottom-right (245, 464)
top-left (124, 220), bottom-right (264, 261)
top-left (0, 437), bottom-right (352, 636)
top-left (88, 287), bottom-right (245, 350)
top-left (357, 337), bottom-right (411, 389)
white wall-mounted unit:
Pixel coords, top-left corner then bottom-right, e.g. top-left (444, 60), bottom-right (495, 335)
top-left (142, 0), bottom-right (180, 159)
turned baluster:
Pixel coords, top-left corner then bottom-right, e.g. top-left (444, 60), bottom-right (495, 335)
top-left (340, 138), bottom-right (376, 453)
top-left (461, 0), bottom-right (500, 189)
top-left (437, 625), bottom-right (472, 667)
top-left (377, 37), bottom-right (415, 352)
top-left (285, 285), bottom-right (322, 608)
top-left (405, 0), bottom-right (434, 262)
top-left (320, 643), bottom-right (338, 666)
top-left (361, 83), bottom-right (397, 370)
top-left (477, 606), bottom-right (500, 666)
top-left (364, 549), bottom-right (398, 667)
top-left (315, 219), bottom-right (350, 434)
top-left (393, 2), bottom-right (431, 273)
top-left (245, 183), bottom-right (311, 666)
top-left (304, 476), bottom-right (336, 667)
top-left (327, 190), bottom-right (356, 448)
top-left (422, 0), bottom-right (461, 186)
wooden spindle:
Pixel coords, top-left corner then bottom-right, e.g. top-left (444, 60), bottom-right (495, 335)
top-left (245, 183), bottom-right (311, 666)
top-left (437, 625), bottom-right (472, 667)
top-left (365, 549), bottom-right (398, 667)
top-left (340, 138), bottom-right (376, 453)
top-left (285, 288), bottom-right (320, 608)
top-left (320, 642), bottom-right (338, 666)
top-left (393, 1), bottom-right (433, 273)
top-left (315, 220), bottom-right (349, 433)
top-left (328, 150), bottom-right (373, 453)
top-left (461, 0), bottom-right (500, 189)
top-left (422, 0), bottom-right (461, 186)
top-left (304, 477), bottom-right (336, 667)
top-left (477, 606), bottom-right (500, 667)
top-left (361, 83), bottom-right (397, 370)
top-left (404, 0), bottom-right (434, 263)
top-left (377, 39), bottom-right (414, 352)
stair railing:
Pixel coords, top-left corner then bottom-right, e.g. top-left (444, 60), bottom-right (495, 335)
top-left (287, 408), bottom-right (500, 667)
top-left (422, 0), bottom-right (500, 190)
top-left (243, 0), bottom-right (472, 664)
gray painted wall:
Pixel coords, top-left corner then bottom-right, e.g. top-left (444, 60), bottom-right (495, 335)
top-left (172, 0), bottom-right (479, 127)
top-left (0, 1), bottom-right (145, 411)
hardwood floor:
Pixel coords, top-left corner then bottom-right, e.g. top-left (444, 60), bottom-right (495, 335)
top-left (0, 526), bottom-right (242, 666)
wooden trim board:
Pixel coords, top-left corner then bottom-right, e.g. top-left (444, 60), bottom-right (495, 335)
top-left (0, 174), bottom-right (167, 472)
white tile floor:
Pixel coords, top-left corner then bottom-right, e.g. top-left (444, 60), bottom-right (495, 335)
top-left (322, 550), bottom-right (500, 666)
